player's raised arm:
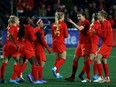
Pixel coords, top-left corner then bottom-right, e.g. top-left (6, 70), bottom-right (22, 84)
top-left (67, 18), bottom-right (84, 31)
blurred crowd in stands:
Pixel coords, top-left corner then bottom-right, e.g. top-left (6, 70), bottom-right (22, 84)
top-left (0, 0), bottom-right (116, 29)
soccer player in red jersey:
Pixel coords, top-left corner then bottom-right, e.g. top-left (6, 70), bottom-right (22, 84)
top-left (35, 19), bottom-right (51, 67)
top-left (0, 15), bottom-right (21, 84)
top-left (78, 13), bottom-right (101, 81)
top-left (27, 18), bottom-right (51, 83)
top-left (51, 12), bottom-right (68, 78)
top-left (64, 11), bottom-right (91, 82)
top-left (17, 17), bottom-right (43, 84)
top-left (92, 10), bottom-right (112, 83)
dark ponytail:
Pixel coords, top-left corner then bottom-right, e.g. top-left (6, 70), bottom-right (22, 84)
top-left (18, 17), bottom-right (28, 39)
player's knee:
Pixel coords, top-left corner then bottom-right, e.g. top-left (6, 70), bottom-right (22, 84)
top-left (102, 58), bottom-right (107, 64)
top-left (3, 58), bottom-right (9, 63)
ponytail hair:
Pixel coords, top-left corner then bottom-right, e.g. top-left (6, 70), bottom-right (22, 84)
top-left (8, 15), bottom-right (18, 24)
top-left (55, 12), bottom-right (64, 20)
top-left (18, 17), bottom-right (28, 39)
top-left (54, 12), bottom-right (64, 36)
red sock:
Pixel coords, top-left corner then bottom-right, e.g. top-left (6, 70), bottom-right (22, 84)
top-left (56, 68), bottom-right (59, 73)
top-left (54, 59), bottom-right (59, 66)
top-left (103, 63), bottom-right (109, 77)
top-left (11, 64), bottom-right (20, 80)
top-left (17, 62), bottom-right (27, 78)
top-left (0, 63), bottom-right (7, 79)
top-left (80, 59), bottom-right (92, 74)
top-left (55, 58), bottom-right (65, 73)
top-left (88, 59), bottom-right (92, 65)
top-left (20, 62), bottom-right (27, 73)
top-left (71, 59), bottom-right (78, 78)
top-left (38, 66), bottom-right (42, 80)
top-left (32, 65), bottom-right (38, 81)
top-left (17, 67), bottom-right (21, 78)
top-left (93, 61), bottom-right (97, 75)
top-left (97, 64), bottom-right (102, 76)
top-left (55, 59), bottom-right (59, 73)
top-left (84, 62), bottom-right (90, 79)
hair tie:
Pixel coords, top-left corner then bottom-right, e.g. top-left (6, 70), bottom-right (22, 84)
top-left (36, 19), bottom-right (41, 24)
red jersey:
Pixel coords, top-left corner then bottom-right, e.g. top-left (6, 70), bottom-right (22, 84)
top-left (34, 27), bottom-right (50, 52)
top-left (23, 24), bottom-right (36, 50)
top-left (79, 19), bottom-right (91, 44)
top-left (6, 24), bottom-right (19, 45)
top-left (90, 21), bottom-right (101, 45)
top-left (52, 20), bottom-right (68, 45)
top-left (97, 20), bottom-right (113, 46)
top-left (3, 24), bottom-right (20, 57)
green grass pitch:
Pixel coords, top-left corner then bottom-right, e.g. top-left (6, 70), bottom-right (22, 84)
top-left (0, 47), bottom-right (116, 87)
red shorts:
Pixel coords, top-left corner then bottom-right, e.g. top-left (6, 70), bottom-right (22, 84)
top-left (98, 44), bottom-right (112, 58)
top-left (75, 43), bottom-right (91, 57)
top-left (20, 48), bottom-right (35, 59)
top-left (91, 43), bottom-right (98, 54)
top-left (3, 44), bottom-right (20, 57)
top-left (35, 52), bottom-right (46, 63)
top-left (52, 43), bottom-right (66, 52)
top-left (35, 47), bottom-right (46, 63)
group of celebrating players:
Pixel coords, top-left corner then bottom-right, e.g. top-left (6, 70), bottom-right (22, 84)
top-left (0, 10), bottom-right (112, 84)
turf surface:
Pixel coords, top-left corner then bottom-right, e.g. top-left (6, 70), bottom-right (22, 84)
top-left (0, 47), bottom-right (116, 87)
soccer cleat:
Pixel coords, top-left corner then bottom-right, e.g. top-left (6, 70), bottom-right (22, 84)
top-left (39, 79), bottom-right (47, 83)
top-left (56, 73), bottom-right (63, 79)
top-left (93, 75), bottom-right (98, 80)
top-left (51, 67), bottom-right (57, 78)
top-left (27, 74), bottom-right (33, 83)
top-left (33, 80), bottom-right (43, 84)
top-left (81, 78), bottom-right (91, 82)
top-left (0, 79), bottom-right (7, 83)
top-left (51, 68), bottom-right (63, 79)
top-left (16, 78), bottom-right (26, 82)
top-left (64, 77), bottom-right (75, 82)
top-left (78, 73), bottom-right (84, 80)
top-left (101, 77), bottom-right (110, 83)
top-left (93, 76), bottom-right (104, 83)
top-left (9, 79), bottom-right (19, 84)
